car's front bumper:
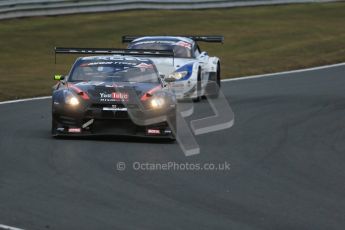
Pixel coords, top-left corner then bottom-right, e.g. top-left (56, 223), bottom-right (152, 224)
top-left (52, 103), bottom-right (175, 139)
top-left (169, 80), bottom-right (198, 100)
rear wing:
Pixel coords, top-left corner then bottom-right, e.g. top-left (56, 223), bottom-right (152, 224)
top-left (122, 35), bottom-right (224, 43)
top-left (54, 47), bottom-right (174, 63)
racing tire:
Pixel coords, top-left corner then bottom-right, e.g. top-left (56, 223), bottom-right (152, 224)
top-left (207, 62), bottom-right (221, 99)
top-left (193, 69), bottom-right (202, 102)
top-left (51, 116), bottom-right (59, 137)
top-left (167, 108), bottom-right (177, 141)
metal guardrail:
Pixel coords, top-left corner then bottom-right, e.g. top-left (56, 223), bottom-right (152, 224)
top-left (0, 0), bottom-right (341, 20)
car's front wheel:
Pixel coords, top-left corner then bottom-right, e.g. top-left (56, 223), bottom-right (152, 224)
top-left (193, 69), bottom-right (202, 102)
top-left (52, 117), bottom-right (57, 136)
top-left (206, 62), bottom-right (221, 98)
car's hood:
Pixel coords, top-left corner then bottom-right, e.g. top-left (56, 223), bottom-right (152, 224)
top-left (67, 81), bottom-right (160, 104)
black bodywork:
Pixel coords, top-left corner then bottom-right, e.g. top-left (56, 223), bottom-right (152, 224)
top-left (52, 54), bottom-right (176, 139)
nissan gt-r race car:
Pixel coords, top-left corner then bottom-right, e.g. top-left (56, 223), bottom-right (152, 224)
top-left (52, 47), bottom-right (177, 139)
top-left (123, 35), bottom-right (223, 101)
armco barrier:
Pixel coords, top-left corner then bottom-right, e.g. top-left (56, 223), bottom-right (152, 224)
top-left (0, 0), bottom-right (341, 20)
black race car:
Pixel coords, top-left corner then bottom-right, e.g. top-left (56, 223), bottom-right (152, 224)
top-left (52, 48), bottom-right (177, 139)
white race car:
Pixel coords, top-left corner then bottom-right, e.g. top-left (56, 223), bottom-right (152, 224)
top-left (123, 35), bottom-right (223, 101)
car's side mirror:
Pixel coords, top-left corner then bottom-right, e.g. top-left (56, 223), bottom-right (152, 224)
top-left (54, 74), bottom-right (65, 81)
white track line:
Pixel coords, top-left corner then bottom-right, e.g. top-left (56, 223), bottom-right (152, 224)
top-left (0, 62), bottom-right (344, 105)
top-left (0, 96), bottom-right (51, 105)
top-left (222, 62), bottom-right (345, 82)
top-left (0, 224), bottom-right (25, 230)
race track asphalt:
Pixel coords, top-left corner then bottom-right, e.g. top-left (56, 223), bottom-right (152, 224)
top-left (1, 64), bottom-right (345, 230)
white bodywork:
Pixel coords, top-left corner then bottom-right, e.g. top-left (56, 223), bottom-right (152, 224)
top-left (128, 36), bottom-right (220, 100)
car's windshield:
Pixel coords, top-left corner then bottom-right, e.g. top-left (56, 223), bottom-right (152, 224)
top-left (129, 40), bottom-right (192, 58)
top-left (69, 60), bottom-right (159, 83)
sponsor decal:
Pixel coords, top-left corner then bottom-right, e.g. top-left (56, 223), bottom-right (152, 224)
top-left (82, 56), bottom-right (137, 61)
top-left (99, 92), bottom-right (129, 102)
top-left (112, 92), bottom-right (128, 100)
top-left (176, 41), bottom-right (192, 49)
top-left (147, 129), bottom-right (161, 135)
top-left (105, 83), bottom-right (124, 88)
top-left (133, 40), bottom-right (191, 49)
top-left (68, 128), bottom-right (81, 133)
top-left (80, 62), bottom-right (113, 67)
top-left (80, 61), bottom-right (138, 67)
top-left (133, 41), bottom-right (175, 45)
top-left (103, 105), bottom-right (128, 111)
top-left (164, 129), bottom-right (172, 134)
top-left (135, 63), bottom-right (153, 69)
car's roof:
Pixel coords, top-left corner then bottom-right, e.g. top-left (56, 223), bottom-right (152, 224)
top-left (132, 36), bottom-right (194, 44)
top-left (80, 55), bottom-right (153, 63)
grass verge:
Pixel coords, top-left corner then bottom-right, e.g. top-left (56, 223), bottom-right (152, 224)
top-left (0, 2), bottom-right (345, 101)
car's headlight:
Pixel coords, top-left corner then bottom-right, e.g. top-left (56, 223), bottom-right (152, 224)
top-left (169, 71), bottom-right (188, 80)
top-left (66, 96), bottom-right (80, 106)
top-left (150, 97), bottom-right (165, 109)
top-left (64, 91), bottom-right (80, 106)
